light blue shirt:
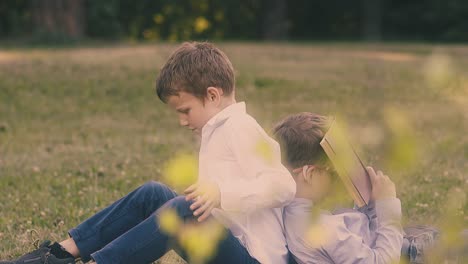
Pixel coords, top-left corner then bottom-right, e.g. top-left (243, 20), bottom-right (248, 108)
top-left (284, 198), bottom-right (403, 264)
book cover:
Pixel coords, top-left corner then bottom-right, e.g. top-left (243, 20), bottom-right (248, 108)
top-left (320, 118), bottom-right (372, 207)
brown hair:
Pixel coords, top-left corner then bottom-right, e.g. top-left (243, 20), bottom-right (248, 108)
top-left (273, 112), bottom-right (332, 169)
top-left (155, 42), bottom-right (235, 103)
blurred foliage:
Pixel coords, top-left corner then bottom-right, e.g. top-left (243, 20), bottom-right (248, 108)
top-left (382, 107), bottom-right (420, 173)
top-left (2, 0), bottom-right (468, 42)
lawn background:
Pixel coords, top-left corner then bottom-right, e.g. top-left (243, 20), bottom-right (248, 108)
top-left (0, 42), bottom-right (467, 261)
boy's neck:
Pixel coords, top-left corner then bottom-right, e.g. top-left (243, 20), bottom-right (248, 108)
top-left (218, 95), bottom-right (236, 110)
top-left (294, 174), bottom-right (331, 203)
top-left (218, 96), bottom-right (237, 113)
top-left (295, 182), bottom-right (318, 201)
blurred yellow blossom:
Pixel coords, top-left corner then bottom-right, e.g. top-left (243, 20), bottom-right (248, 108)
top-left (255, 138), bottom-right (274, 164)
top-left (383, 107), bottom-right (419, 171)
top-left (306, 222), bottom-right (332, 248)
top-left (164, 153), bottom-right (198, 192)
top-left (178, 221), bottom-right (226, 263)
top-left (423, 52), bottom-right (455, 91)
top-left (158, 208), bottom-right (181, 235)
top-left (194, 17), bottom-right (210, 33)
top-left (153, 14), bottom-right (165, 24)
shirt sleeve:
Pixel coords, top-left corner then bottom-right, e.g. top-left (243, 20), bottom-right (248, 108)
top-left (357, 201), bottom-right (378, 232)
top-left (323, 198), bottom-right (403, 264)
top-left (216, 116), bottom-right (296, 213)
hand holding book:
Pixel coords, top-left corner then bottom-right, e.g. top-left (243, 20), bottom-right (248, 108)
top-left (367, 166), bottom-right (396, 201)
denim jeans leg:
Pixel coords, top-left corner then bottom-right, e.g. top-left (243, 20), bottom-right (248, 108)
top-left (89, 195), bottom-right (259, 264)
top-left (207, 230), bottom-right (260, 264)
top-left (90, 196), bottom-right (195, 264)
top-left (68, 181), bottom-right (177, 262)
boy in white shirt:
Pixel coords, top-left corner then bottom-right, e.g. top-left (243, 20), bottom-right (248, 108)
top-left (1, 42), bottom-right (295, 264)
top-left (273, 112), bottom-right (403, 264)
top-left (157, 41), bottom-right (296, 264)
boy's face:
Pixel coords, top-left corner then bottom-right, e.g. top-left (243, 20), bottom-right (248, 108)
top-left (167, 91), bottom-right (219, 136)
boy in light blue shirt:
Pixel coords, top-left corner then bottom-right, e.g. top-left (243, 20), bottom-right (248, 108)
top-left (273, 112), bottom-right (403, 264)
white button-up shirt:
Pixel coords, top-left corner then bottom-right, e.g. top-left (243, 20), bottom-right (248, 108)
top-left (284, 198), bottom-right (403, 264)
top-left (199, 102), bottom-right (296, 264)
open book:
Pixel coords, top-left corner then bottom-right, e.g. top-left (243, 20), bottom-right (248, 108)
top-left (320, 118), bottom-right (372, 207)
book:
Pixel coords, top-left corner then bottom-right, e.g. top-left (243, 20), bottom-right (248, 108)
top-left (320, 118), bottom-right (372, 207)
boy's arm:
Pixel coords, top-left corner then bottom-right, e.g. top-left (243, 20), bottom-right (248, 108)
top-left (217, 117), bottom-right (296, 212)
top-left (324, 167), bottom-right (403, 263)
top-left (357, 201), bottom-right (378, 231)
top-left (323, 197), bottom-right (403, 264)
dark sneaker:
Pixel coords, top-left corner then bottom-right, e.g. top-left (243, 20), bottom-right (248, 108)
top-left (0, 241), bottom-right (75, 264)
top-left (403, 225), bottom-right (440, 264)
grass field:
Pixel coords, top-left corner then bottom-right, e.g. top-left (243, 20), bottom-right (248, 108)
top-left (0, 42), bottom-right (467, 262)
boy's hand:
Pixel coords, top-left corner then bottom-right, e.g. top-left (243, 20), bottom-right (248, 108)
top-left (367, 166), bottom-right (396, 201)
top-left (184, 181), bottom-right (221, 222)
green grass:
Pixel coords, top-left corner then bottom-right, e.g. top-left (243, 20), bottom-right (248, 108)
top-left (0, 42), bottom-right (467, 261)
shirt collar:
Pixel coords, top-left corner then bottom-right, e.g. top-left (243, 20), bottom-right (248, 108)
top-left (203, 101), bottom-right (246, 130)
top-left (287, 198), bottom-right (314, 212)
top-left (286, 198), bottom-right (333, 216)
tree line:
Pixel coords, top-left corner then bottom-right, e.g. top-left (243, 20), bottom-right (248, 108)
top-left (1, 0), bottom-right (467, 43)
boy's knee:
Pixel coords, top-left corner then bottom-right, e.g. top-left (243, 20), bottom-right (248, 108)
top-left (163, 196), bottom-right (193, 218)
top-left (135, 181), bottom-right (175, 203)
top-left (166, 196), bottom-right (191, 208)
top-left (140, 181), bottom-right (167, 194)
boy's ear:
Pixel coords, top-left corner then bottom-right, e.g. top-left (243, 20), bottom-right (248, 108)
top-left (303, 166), bottom-right (315, 183)
top-left (206, 87), bottom-right (223, 102)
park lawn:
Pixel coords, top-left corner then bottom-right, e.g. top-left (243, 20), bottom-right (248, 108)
top-left (0, 42), bottom-right (467, 262)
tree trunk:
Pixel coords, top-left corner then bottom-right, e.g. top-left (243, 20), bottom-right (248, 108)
top-left (363, 0), bottom-right (383, 41)
top-left (262, 0), bottom-right (289, 40)
top-left (31, 0), bottom-right (85, 38)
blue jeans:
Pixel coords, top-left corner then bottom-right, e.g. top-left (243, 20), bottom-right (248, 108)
top-left (69, 181), bottom-right (259, 264)
top-left (401, 226), bottom-right (468, 263)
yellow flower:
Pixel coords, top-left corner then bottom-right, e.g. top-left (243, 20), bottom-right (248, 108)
top-left (178, 221), bottom-right (226, 263)
top-left (306, 222), bottom-right (331, 248)
top-left (255, 139), bottom-right (274, 164)
top-left (194, 17), bottom-right (210, 33)
top-left (158, 208), bottom-right (181, 235)
top-left (153, 14), bottom-right (165, 25)
top-left (164, 153), bottom-right (198, 191)
top-left (383, 107), bottom-right (419, 171)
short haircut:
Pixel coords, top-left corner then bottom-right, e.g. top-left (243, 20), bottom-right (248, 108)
top-left (273, 112), bottom-right (332, 169)
top-left (155, 42), bottom-right (235, 103)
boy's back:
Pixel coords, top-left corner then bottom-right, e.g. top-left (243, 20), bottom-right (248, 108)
top-left (199, 102), bottom-right (296, 263)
